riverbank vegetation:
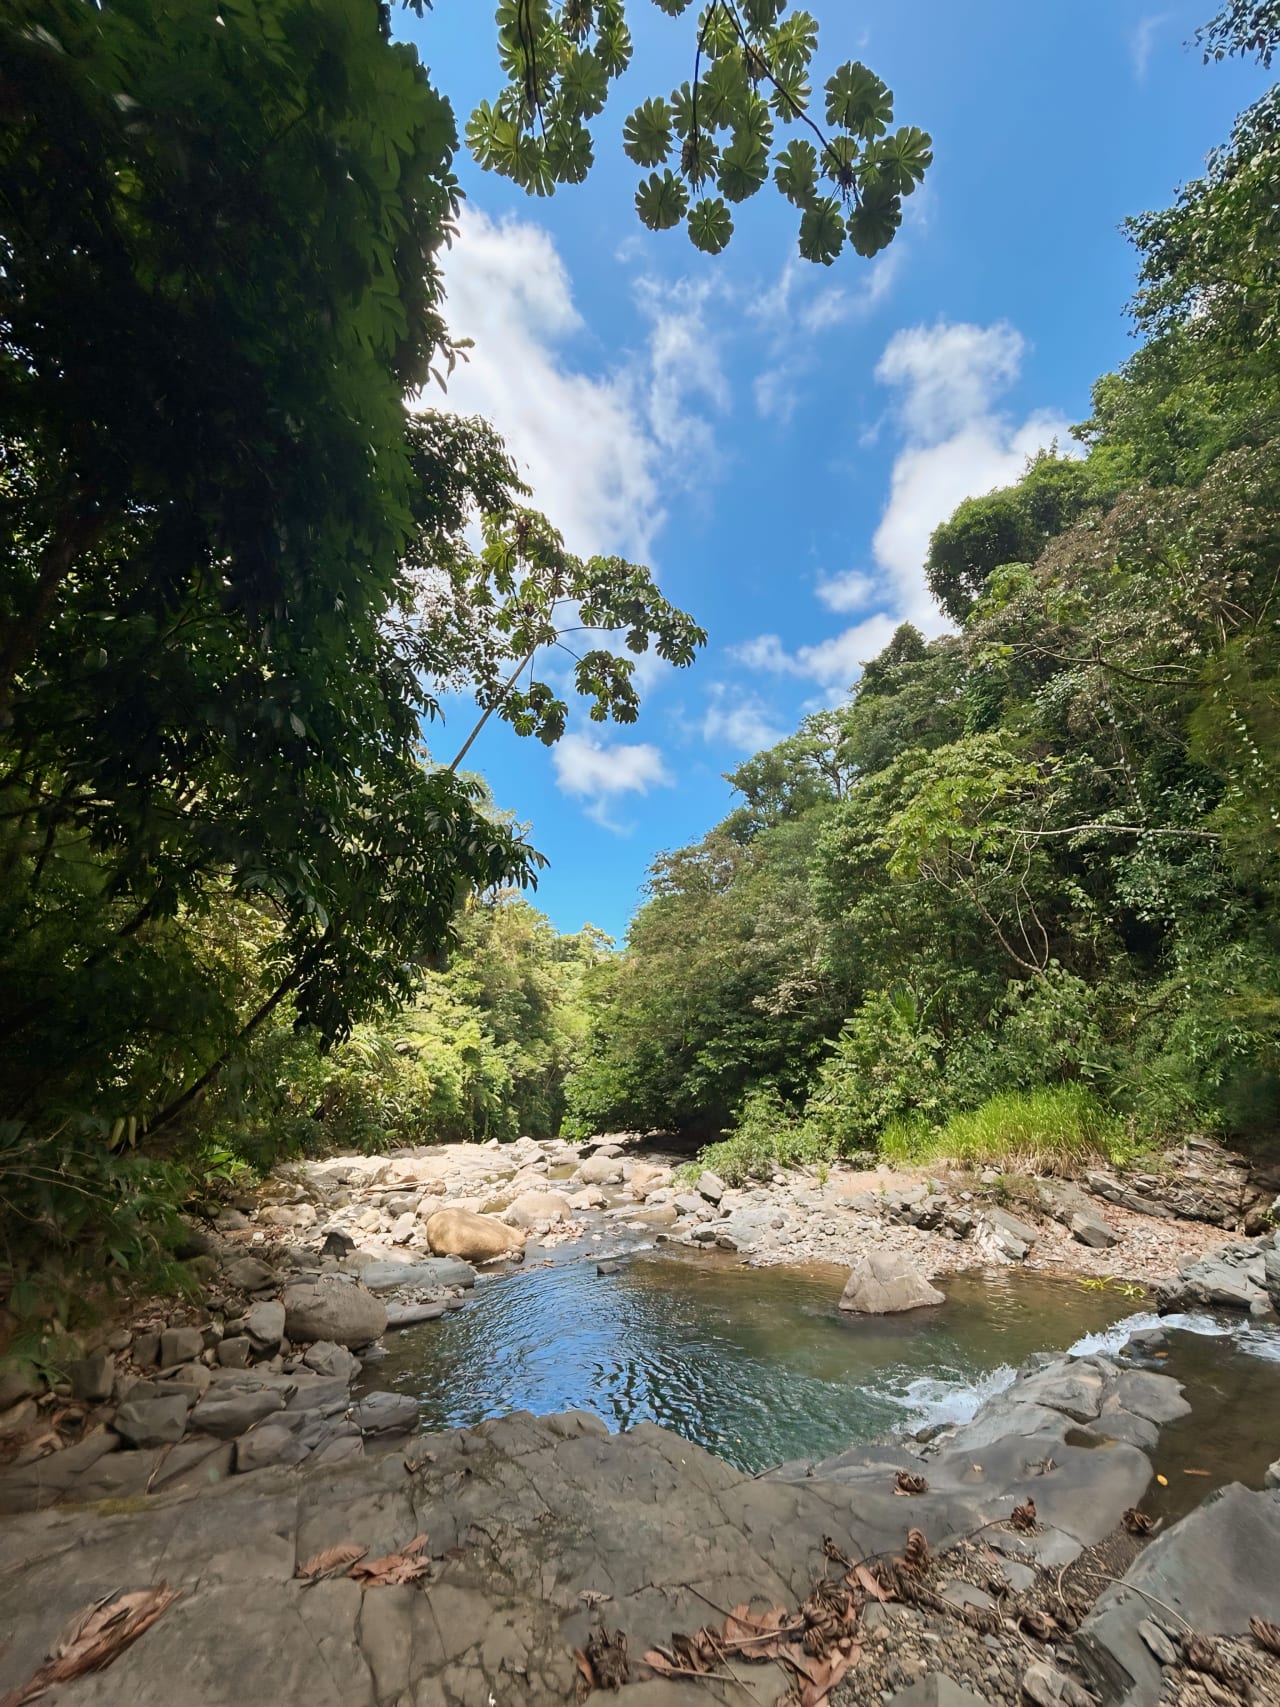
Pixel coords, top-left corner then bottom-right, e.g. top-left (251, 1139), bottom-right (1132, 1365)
top-left (565, 9), bottom-right (1280, 1180)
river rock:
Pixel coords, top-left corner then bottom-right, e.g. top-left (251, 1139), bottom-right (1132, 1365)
top-left (159, 1326), bottom-right (204, 1366)
top-left (233, 1425), bottom-right (309, 1474)
top-left (839, 1253), bottom-right (945, 1314)
top-left (114, 1393), bottom-right (192, 1447)
top-left (424, 1208), bottom-right (524, 1264)
top-left (886, 1681), bottom-right (992, 1707)
top-left (1100, 1369), bottom-right (1190, 1425)
top-left (223, 1256), bottom-right (277, 1293)
top-left (244, 1300), bottom-right (285, 1352)
top-left (350, 1391), bottom-right (419, 1435)
top-left (1070, 1207), bottom-right (1120, 1248)
top-left (385, 1301), bottom-right (446, 1329)
top-left (282, 1277), bottom-right (387, 1348)
top-left (1015, 1364), bottom-right (1104, 1423)
top-left (69, 1351), bottom-right (115, 1404)
top-left (301, 1341), bottom-right (361, 1382)
top-left (578, 1155), bottom-right (623, 1186)
top-left (359, 1258), bottom-right (475, 1292)
top-left (697, 1171), bottom-right (726, 1204)
top-left (978, 1206), bottom-right (1038, 1261)
top-left (217, 1336), bottom-right (251, 1368)
top-left (189, 1387), bottom-right (287, 1439)
top-left (673, 1193), bottom-right (706, 1217)
top-left (502, 1191), bottom-right (572, 1230)
top-left (1264, 1244), bottom-right (1280, 1307)
top-left (1158, 1241), bottom-right (1269, 1312)
top-left (1021, 1662), bottom-right (1094, 1707)
top-left (1078, 1482), bottom-right (1280, 1704)
top-left (1265, 1458), bottom-right (1279, 1489)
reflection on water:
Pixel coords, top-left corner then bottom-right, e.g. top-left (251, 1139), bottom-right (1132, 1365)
top-left (362, 1256), bottom-right (1138, 1472)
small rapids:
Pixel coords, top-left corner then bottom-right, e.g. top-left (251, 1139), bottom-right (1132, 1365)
top-left (362, 1252), bottom-right (1280, 1487)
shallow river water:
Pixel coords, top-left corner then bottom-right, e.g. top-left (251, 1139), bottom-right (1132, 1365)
top-left (362, 1251), bottom-right (1280, 1503)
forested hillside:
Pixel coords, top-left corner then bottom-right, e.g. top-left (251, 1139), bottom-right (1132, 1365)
top-left (566, 23), bottom-right (1280, 1174)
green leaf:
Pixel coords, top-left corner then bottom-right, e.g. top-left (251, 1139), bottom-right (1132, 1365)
top-left (698, 54), bottom-right (748, 128)
top-left (773, 137), bottom-right (818, 207)
top-left (819, 134), bottom-right (860, 186)
top-left (623, 96), bottom-right (674, 166)
top-left (767, 64), bottom-right (811, 123)
top-left (670, 79), bottom-right (697, 137)
top-left (847, 187), bottom-right (902, 256)
top-left (635, 169), bottom-right (689, 231)
top-left (680, 130), bottom-right (720, 188)
top-left (545, 117), bottom-right (593, 184)
top-left (651, 0), bottom-right (694, 11)
top-left (742, 0), bottom-right (785, 35)
top-left (769, 10), bottom-right (819, 71)
top-left (559, 47), bottom-right (609, 119)
top-left (825, 60), bottom-right (893, 140)
top-left (865, 125), bottom-right (933, 195)
top-left (594, 16), bottom-right (633, 76)
top-left (736, 90), bottom-right (774, 148)
top-left (697, 4), bottom-right (739, 57)
top-left (798, 194), bottom-right (846, 264)
top-left (718, 133), bottom-right (769, 202)
top-left (687, 195), bottom-right (734, 254)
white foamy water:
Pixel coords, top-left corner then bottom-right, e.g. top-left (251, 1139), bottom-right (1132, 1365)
top-left (873, 1307), bottom-right (1280, 1435)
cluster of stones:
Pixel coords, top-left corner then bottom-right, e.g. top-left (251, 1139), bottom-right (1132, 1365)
top-left (0, 1244), bottom-right (474, 1514)
top-left (1, 1341), bottom-right (1276, 1706)
top-left (1157, 1223), bottom-right (1280, 1316)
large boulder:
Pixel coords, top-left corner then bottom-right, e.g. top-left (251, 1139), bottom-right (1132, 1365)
top-left (577, 1155), bottom-right (623, 1186)
top-left (281, 1276), bottom-right (387, 1348)
top-left (502, 1191), bottom-right (572, 1230)
top-left (424, 1207), bottom-right (525, 1264)
top-left (839, 1253), bottom-right (945, 1315)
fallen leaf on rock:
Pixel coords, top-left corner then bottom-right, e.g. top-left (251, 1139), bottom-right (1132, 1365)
top-left (902, 1528), bottom-right (930, 1576)
top-left (349, 1534), bottom-right (431, 1587)
top-left (1156, 1473), bottom-right (1169, 1486)
top-left (1122, 1508), bottom-right (1154, 1536)
top-left (296, 1543), bottom-right (368, 1581)
top-left (0, 1585), bottom-right (181, 1707)
top-left (894, 1471), bottom-right (928, 1496)
top-left (798, 1643), bottom-right (859, 1706)
top-left (578, 1589), bottom-right (612, 1609)
top-left (850, 1564), bottom-right (891, 1603)
top-left (1182, 1468), bottom-right (1211, 1477)
top-left (1020, 1608), bottom-right (1059, 1640)
top-left (1249, 1616), bottom-right (1280, 1656)
top-left (583, 1625), bottom-right (629, 1690)
top-left (1010, 1499), bottom-right (1038, 1532)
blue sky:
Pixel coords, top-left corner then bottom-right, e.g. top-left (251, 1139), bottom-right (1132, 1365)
top-left (399, 2), bottom-right (1269, 943)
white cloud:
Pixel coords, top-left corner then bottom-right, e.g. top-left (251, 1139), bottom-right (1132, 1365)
top-left (1130, 13), bottom-right (1170, 81)
top-left (701, 684), bottom-right (786, 753)
top-left (870, 320), bottom-right (1074, 631)
top-left (431, 208), bottom-right (727, 561)
top-left (815, 569), bottom-right (876, 613)
top-left (875, 321), bottom-right (1025, 442)
top-left (733, 317), bottom-right (1074, 686)
top-left (551, 732), bottom-right (673, 831)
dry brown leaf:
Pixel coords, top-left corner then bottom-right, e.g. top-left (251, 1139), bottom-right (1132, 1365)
top-left (902, 1528), bottom-right (930, 1576)
top-left (573, 1648), bottom-right (594, 1686)
top-left (296, 1543), bottom-right (368, 1581)
top-left (1020, 1608), bottom-right (1059, 1640)
top-left (850, 1563), bottom-right (891, 1603)
top-left (578, 1589), bottom-right (612, 1609)
top-left (1182, 1468), bottom-right (1212, 1477)
top-left (893, 1471), bottom-right (928, 1496)
top-left (1010, 1499), bottom-right (1038, 1532)
top-left (1122, 1508), bottom-right (1154, 1536)
top-left (0, 1584), bottom-right (181, 1707)
top-left (1250, 1615), bottom-right (1280, 1656)
top-left (349, 1534), bottom-right (431, 1588)
top-left (798, 1642), bottom-right (859, 1707)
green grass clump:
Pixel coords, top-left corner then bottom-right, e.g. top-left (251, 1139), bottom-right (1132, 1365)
top-left (879, 1084), bottom-right (1141, 1175)
top-left (680, 1087), bottom-right (835, 1187)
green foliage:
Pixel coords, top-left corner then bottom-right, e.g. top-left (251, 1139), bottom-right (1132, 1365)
top-left (472, 2), bottom-right (930, 263)
top-left (879, 1087), bottom-right (1137, 1175)
top-left (687, 1087), bottom-right (834, 1185)
top-left (803, 989), bottom-right (948, 1151)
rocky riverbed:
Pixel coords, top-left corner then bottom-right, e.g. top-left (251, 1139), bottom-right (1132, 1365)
top-left (0, 1343), bottom-right (1277, 1707)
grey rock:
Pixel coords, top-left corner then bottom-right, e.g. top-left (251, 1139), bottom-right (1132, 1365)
top-left (672, 1193), bottom-right (706, 1217)
top-left (360, 1258), bottom-right (475, 1292)
top-left (350, 1391), bottom-right (419, 1436)
top-left (244, 1300), bottom-right (286, 1351)
top-left (839, 1253), bottom-right (945, 1315)
top-left (159, 1326), bottom-right (204, 1366)
top-left (302, 1341), bottom-right (361, 1383)
top-left (223, 1256), bottom-right (277, 1293)
top-left (69, 1351), bottom-right (115, 1404)
top-left (1264, 1458), bottom-right (1279, 1490)
top-left (1079, 1482), bottom-right (1280, 1705)
top-left (1070, 1208), bottom-right (1120, 1248)
top-left (1101, 1370), bottom-right (1190, 1426)
top-left (1160, 1246), bottom-right (1268, 1312)
top-left (1083, 1411), bottom-right (1159, 1452)
top-left (1021, 1662), bottom-right (1094, 1707)
top-left (234, 1425), bottom-right (310, 1474)
top-left (1136, 1620), bottom-right (1178, 1666)
top-left (982, 1206), bottom-right (1039, 1260)
top-left (887, 1680), bottom-right (992, 1707)
top-left (282, 1277), bottom-right (387, 1349)
top-left (114, 1394), bottom-right (192, 1447)
top-left (1015, 1364), bottom-right (1104, 1424)
top-left (385, 1301), bottom-right (446, 1329)
top-left (213, 1207), bottom-right (249, 1231)
top-left (189, 1388), bottom-right (287, 1438)
top-left (217, 1337), bottom-right (252, 1369)
top-left (131, 1331), bottom-right (160, 1367)
top-left (1264, 1245), bottom-right (1280, 1307)
top-left (578, 1155), bottom-right (623, 1186)
top-left (696, 1171), bottom-right (726, 1205)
